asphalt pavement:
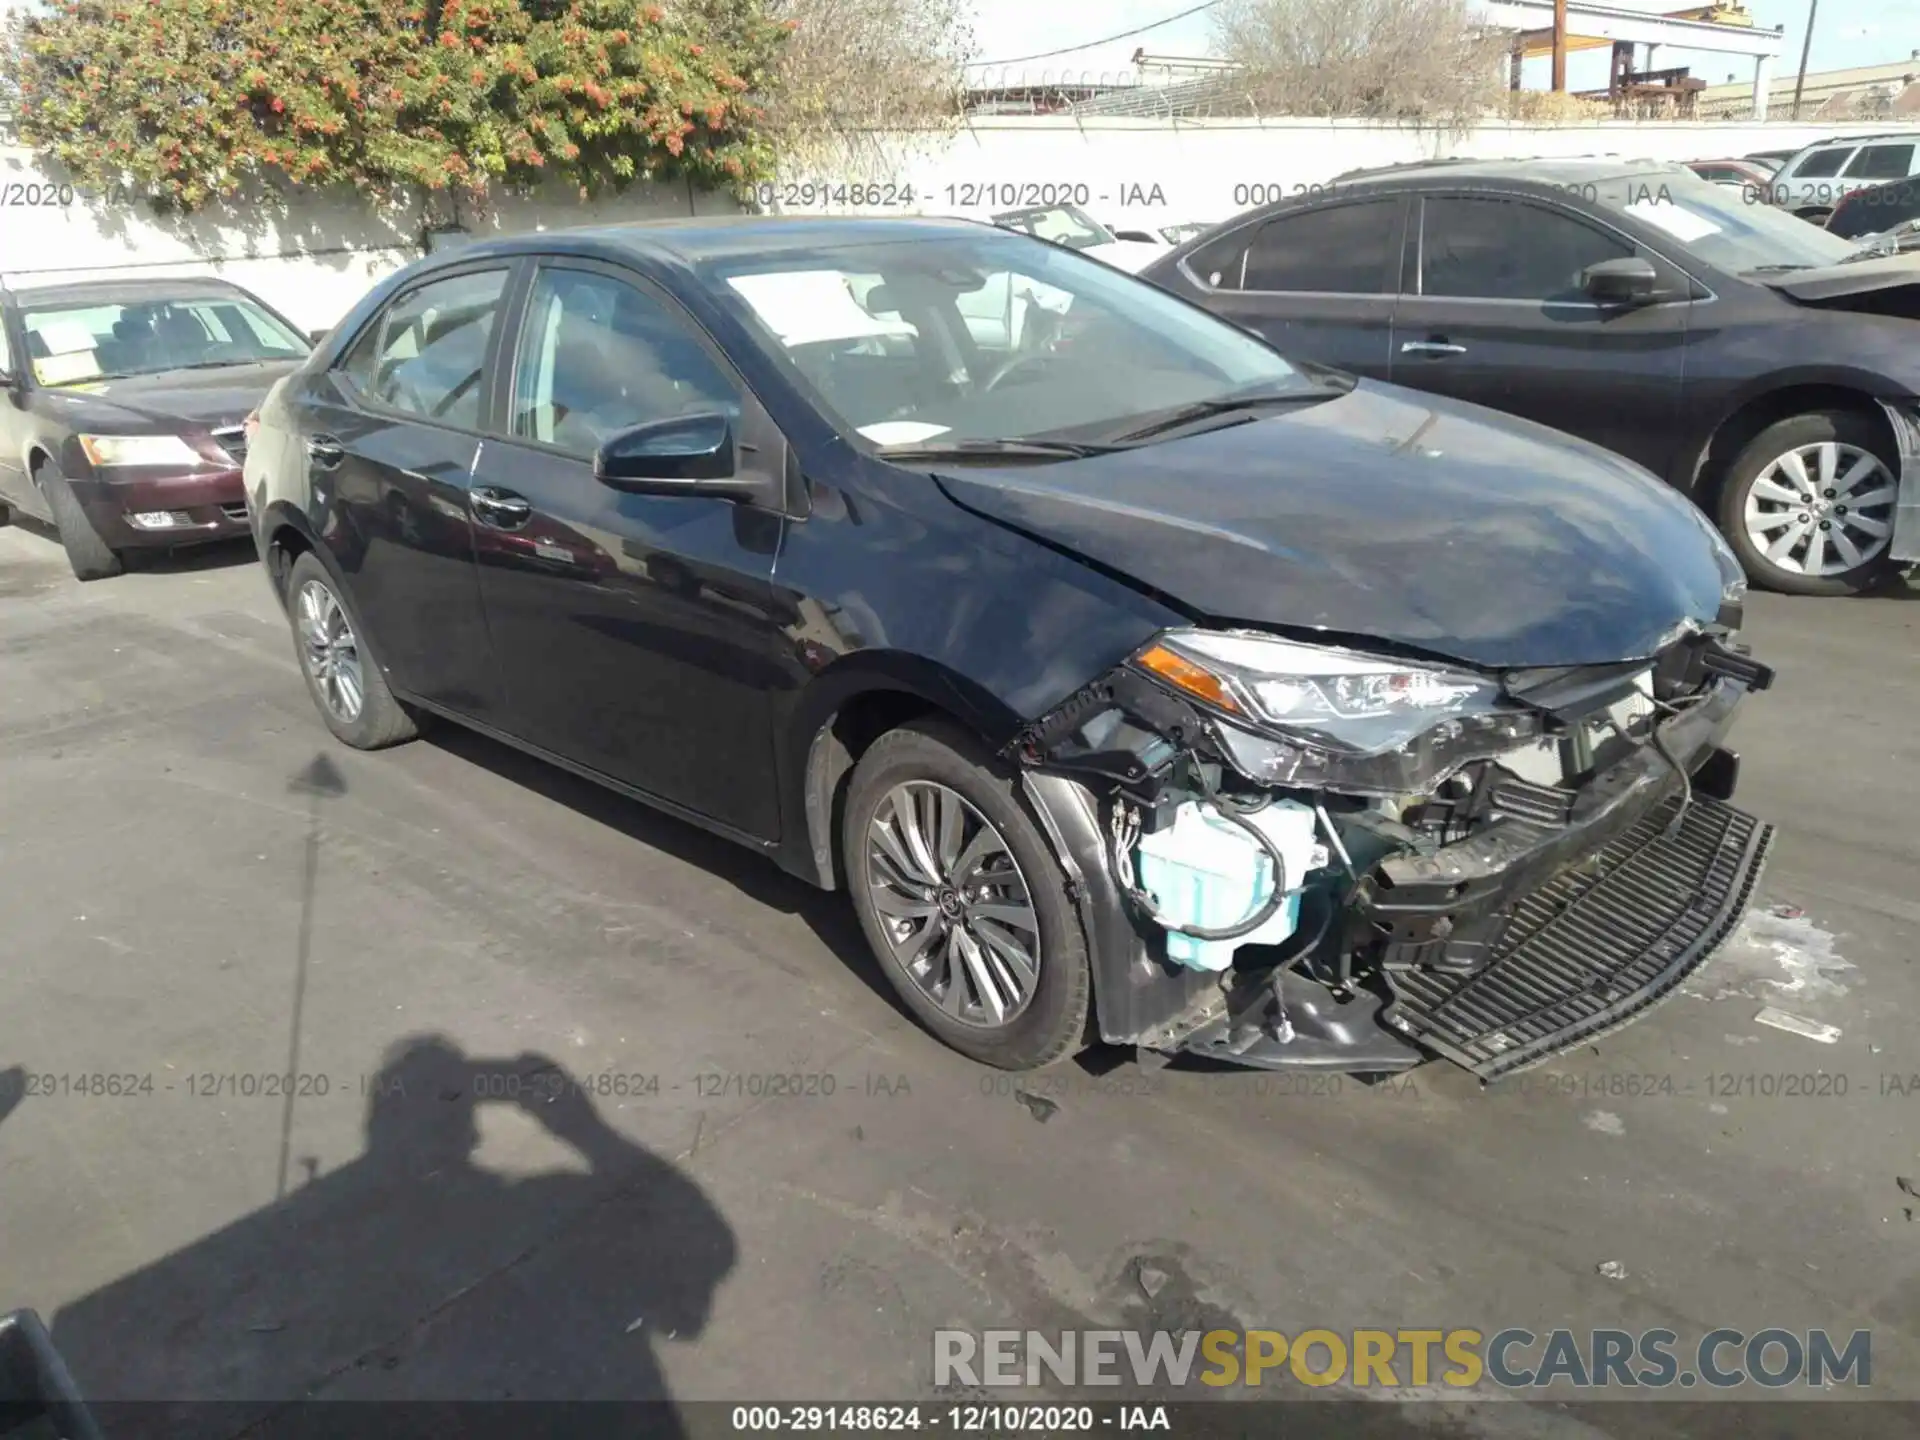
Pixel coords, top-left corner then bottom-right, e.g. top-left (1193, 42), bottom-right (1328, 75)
top-left (0, 521), bottom-right (1916, 1439)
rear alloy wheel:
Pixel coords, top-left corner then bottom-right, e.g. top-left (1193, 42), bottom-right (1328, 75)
top-left (285, 551), bottom-right (419, 750)
top-left (1718, 411), bottom-right (1900, 596)
top-left (38, 458), bottom-right (124, 582)
top-left (843, 720), bottom-right (1090, 1070)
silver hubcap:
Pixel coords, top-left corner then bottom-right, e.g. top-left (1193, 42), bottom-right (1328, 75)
top-left (1744, 441), bottom-right (1896, 578)
top-left (864, 781), bottom-right (1041, 1029)
top-left (297, 579), bottom-right (365, 723)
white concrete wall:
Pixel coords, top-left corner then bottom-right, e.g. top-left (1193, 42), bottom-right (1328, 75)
top-left (1, 116), bottom-right (1896, 326)
top-left (0, 150), bottom-right (735, 331)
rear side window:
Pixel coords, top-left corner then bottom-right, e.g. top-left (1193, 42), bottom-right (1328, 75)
top-left (1842, 144), bottom-right (1916, 181)
top-left (1792, 148), bottom-right (1852, 179)
top-left (1419, 196), bottom-right (1631, 302)
top-left (1237, 199), bottom-right (1402, 294)
top-left (340, 268), bottom-right (508, 429)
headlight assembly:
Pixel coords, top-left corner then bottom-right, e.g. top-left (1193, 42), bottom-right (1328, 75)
top-left (77, 433), bottom-right (210, 469)
top-left (1132, 629), bottom-right (1544, 796)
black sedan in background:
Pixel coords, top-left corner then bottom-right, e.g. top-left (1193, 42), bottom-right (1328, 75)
top-left (244, 216), bottom-right (1772, 1084)
top-left (1827, 175), bottom-right (1920, 242)
top-left (1142, 160), bottom-right (1920, 596)
top-left (0, 276), bottom-right (312, 580)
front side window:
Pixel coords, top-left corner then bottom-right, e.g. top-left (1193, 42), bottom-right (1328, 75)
top-left (1843, 144), bottom-right (1915, 181)
top-left (1241, 200), bottom-right (1401, 294)
top-left (1420, 197), bottom-right (1630, 302)
top-left (340, 268), bottom-right (507, 429)
top-left (1792, 148), bottom-right (1852, 179)
top-left (510, 267), bottom-right (739, 455)
top-left (18, 294), bottom-right (308, 387)
top-left (705, 230), bottom-right (1305, 450)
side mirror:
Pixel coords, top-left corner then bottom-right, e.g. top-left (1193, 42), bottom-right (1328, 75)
top-left (308, 328), bottom-right (331, 346)
top-left (594, 413), bottom-right (753, 497)
top-left (1582, 256), bottom-right (1660, 305)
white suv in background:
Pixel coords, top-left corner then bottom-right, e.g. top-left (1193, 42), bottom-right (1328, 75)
top-left (1768, 133), bottom-right (1920, 222)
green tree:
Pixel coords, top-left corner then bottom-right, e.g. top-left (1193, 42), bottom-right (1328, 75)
top-left (3, 0), bottom-right (786, 211)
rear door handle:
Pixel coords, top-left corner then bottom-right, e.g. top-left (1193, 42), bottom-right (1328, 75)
top-left (471, 485), bottom-right (533, 530)
top-left (306, 434), bottom-right (344, 468)
top-left (1400, 340), bottom-right (1468, 357)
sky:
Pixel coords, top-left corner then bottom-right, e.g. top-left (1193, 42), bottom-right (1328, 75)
top-left (964, 0), bottom-right (1920, 93)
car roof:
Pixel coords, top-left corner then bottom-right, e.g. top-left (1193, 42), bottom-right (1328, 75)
top-left (2, 274), bottom-right (260, 308)
top-left (1329, 156), bottom-right (1692, 189)
top-left (448, 214), bottom-right (1001, 268)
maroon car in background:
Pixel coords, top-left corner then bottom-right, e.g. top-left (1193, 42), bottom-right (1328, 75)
top-left (0, 276), bottom-right (313, 580)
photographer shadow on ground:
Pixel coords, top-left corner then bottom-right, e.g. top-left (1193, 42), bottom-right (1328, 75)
top-left (47, 1035), bottom-right (736, 1440)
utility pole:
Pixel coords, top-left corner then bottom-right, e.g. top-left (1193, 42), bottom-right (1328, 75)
top-left (1791, 0), bottom-right (1818, 120)
top-left (1552, 0), bottom-right (1569, 92)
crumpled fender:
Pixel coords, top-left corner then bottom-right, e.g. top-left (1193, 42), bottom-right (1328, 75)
top-left (1877, 399), bottom-right (1920, 564)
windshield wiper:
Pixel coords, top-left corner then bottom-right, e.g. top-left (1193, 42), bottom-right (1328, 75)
top-left (876, 437), bottom-right (1123, 462)
top-left (1110, 385), bottom-right (1331, 444)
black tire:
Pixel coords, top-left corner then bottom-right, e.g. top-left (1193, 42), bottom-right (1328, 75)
top-left (285, 550), bottom-right (418, 750)
top-left (39, 459), bottom-right (124, 582)
top-left (1716, 410), bottom-right (1901, 597)
top-left (842, 718), bottom-right (1091, 1070)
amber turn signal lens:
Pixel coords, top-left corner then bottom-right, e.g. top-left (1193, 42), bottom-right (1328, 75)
top-left (1136, 643), bottom-right (1243, 715)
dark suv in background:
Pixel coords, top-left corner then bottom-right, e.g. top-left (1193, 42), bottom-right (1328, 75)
top-left (0, 276), bottom-right (312, 580)
top-left (1142, 160), bottom-right (1920, 597)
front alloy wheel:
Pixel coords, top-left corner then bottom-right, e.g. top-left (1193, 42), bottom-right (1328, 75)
top-left (1720, 411), bottom-right (1901, 596)
top-left (842, 720), bottom-right (1091, 1070)
top-left (865, 781), bottom-right (1042, 1027)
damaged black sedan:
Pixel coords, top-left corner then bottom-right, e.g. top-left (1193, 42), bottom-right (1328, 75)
top-left (243, 216), bottom-right (1775, 1081)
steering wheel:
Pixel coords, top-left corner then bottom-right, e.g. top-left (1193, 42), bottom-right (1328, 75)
top-left (981, 350), bottom-right (1057, 394)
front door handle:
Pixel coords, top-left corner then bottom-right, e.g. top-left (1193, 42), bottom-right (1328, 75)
top-left (1400, 340), bottom-right (1468, 357)
top-left (471, 485), bottom-right (533, 530)
top-left (306, 434), bottom-right (345, 468)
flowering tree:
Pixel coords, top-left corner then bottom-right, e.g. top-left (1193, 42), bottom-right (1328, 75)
top-left (3, 0), bottom-right (785, 211)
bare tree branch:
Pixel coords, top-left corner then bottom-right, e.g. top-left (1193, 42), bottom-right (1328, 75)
top-left (1213, 0), bottom-right (1509, 130)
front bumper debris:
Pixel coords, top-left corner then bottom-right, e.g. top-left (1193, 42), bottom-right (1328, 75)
top-left (1380, 793), bottom-right (1772, 1079)
top-left (1015, 639), bottom-right (1778, 1081)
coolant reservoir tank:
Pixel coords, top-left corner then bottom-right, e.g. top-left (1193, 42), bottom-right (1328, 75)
top-left (1134, 799), bottom-right (1326, 972)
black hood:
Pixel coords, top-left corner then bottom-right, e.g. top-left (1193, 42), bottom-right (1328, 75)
top-left (31, 360), bottom-right (300, 432)
top-left (1753, 251), bottom-right (1920, 302)
top-left (933, 381), bottom-right (1733, 670)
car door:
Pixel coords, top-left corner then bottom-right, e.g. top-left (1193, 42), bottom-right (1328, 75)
top-left (305, 262), bottom-right (512, 724)
top-left (1174, 194), bottom-right (1407, 378)
top-left (0, 307), bottom-right (29, 513)
top-left (1387, 192), bottom-right (1691, 476)
top-left (466, 259), bottom-right (790, 839)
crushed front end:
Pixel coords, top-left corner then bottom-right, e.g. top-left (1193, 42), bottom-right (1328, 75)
top-left (1012, 621), bottom-right (1776, 1081)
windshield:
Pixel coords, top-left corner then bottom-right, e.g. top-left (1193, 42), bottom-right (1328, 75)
top-left (19, 294), bottom-right (308, 386)
top-left (704, 230), bottom-right (1306, 451)
top-left (991, 205), bottom-right (1115, 251)
top-left (1588, 170), bottom-right (1859, 273)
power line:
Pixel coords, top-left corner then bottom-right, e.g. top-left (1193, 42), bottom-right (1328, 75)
top-left (971, 0), bottom-right (1227, 69)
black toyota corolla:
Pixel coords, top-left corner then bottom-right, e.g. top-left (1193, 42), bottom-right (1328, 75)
top-left (244, 216), bottom-right (1776, 1081)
